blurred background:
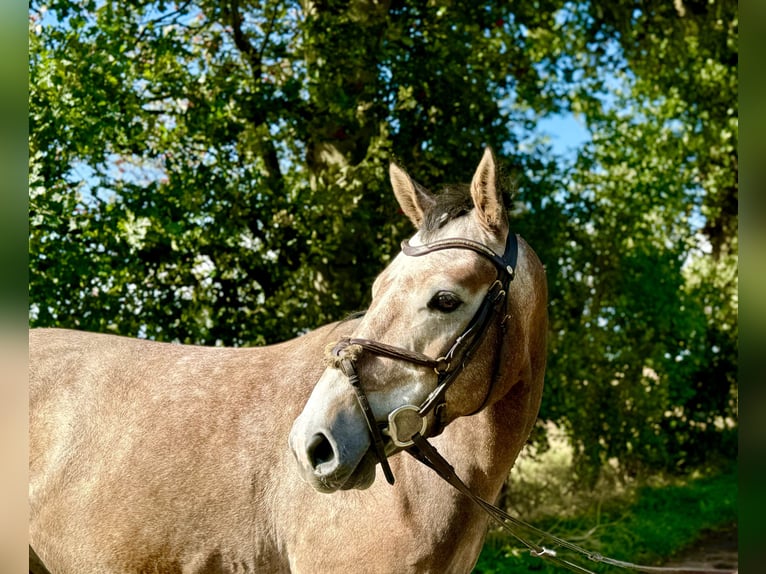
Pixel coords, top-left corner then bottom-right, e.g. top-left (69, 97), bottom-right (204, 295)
top-left (28, 0), bottom-right (738, 569)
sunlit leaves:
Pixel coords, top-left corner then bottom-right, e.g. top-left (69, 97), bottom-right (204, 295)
top-left (28, 0), bottom-right (736, 480)
top-left (528, 0), bottom-right (738, 480)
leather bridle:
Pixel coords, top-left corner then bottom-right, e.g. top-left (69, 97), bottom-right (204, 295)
top-left (330, 230), bottom-right (519, 485)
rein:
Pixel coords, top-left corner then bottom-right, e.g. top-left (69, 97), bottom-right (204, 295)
top-left (406, 433), bottom-right (732, 574)
top-left (330, 229), bottom-right (732, 574)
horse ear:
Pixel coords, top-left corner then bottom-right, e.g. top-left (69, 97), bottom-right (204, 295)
top-left (390, 163), bottom-right (434, 228)
top-left (470, 148), bottom-right (505, 232)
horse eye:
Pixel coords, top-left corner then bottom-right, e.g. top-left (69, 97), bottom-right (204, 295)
top-left (428, 291), bottom-right (463, 313)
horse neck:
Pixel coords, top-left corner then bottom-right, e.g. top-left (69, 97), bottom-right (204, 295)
top-left (434, 386), bottom-right (533, 503)
top-left (360, 391), bottom-right (530, 569)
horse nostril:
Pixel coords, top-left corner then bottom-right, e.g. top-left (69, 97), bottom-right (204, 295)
top-left (307, 433), bottom-right (336, 469)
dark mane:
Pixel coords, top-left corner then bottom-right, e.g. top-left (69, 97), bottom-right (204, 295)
top-left (420, 178), bottom-right (512, 239)
top-left (421, 184), bottom-right (474, 236)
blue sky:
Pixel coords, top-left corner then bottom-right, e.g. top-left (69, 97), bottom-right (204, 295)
top-left (536, 112), bottom-right (590, 161)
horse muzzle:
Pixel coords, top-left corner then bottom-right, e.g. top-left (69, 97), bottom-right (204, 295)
top-left (289, 428), bottom-right (378, 493)
top-left (288, 375), bottom-right (378, 493)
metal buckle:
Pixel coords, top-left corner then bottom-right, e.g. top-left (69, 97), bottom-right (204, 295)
top-left (434, 356), bottom-right (450, 374)
top-left (387, 405), bottom-right (428, 447)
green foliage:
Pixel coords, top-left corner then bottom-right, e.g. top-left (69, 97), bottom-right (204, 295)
top-left (512, 0), bottom-right (738, 481)
top-left (29, 0), bottom-right (737, 480)
top-left (474, 466), bottom-right (737, 573)
top-left (28, 0), bottom-right (558, 343)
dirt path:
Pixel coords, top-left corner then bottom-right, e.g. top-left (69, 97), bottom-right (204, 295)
top-left (662, 524), bottom-right (738, 573)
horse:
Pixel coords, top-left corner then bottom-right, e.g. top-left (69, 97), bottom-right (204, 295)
top-left (28, 148), bottom-right (548, 573)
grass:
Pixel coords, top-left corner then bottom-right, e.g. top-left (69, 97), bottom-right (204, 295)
top-left (472, 429), bottom-right (737, 573)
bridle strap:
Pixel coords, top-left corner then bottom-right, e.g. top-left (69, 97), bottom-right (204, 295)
top-left (402, 231), bottom-right (518, 280)
top-left (334, 338), bottom-right (441, 371)
top-left (336, 357), bottom-right (396, 485)
top-left (398, 231), bottom-right (518, 424)
top-left (416, 278), bottom-right (506, 421)
top-left (332, 272), bottom-right (512, 439)
top-left (331, 229), bottom-right (518, 483)
top-left (402, 235), bottom-right (517, 281)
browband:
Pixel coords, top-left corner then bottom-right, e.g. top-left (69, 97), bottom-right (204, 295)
top-left (401, 231), bottom-right (518, 282)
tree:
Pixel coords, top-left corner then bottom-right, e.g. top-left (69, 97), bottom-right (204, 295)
top-left (29, 0), bottom-right (737, 480)
top-left (29, 0), bottom-right (559, 344)
top-left (514, 0), bottom-right (738, 480)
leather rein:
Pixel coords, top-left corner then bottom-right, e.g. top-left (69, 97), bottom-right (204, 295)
top-left (329, 230), bottom-right (728, 574)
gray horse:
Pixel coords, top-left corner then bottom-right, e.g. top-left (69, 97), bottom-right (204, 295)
top-left (29, 149), bottom-right (547, 573)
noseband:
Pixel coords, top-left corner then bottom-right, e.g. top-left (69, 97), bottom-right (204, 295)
top-left (331, 230), bottom-right (519, 485)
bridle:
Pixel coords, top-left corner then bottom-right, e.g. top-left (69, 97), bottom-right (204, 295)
top-left (330, 229), bottom-right (518, 485)
top-left (326, 228), bottom-right (726, 574)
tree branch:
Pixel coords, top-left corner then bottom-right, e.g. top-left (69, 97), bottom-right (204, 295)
top-left (136, 0), bottom-right (195, 43)
top-left (225, 0), bottom-right (283, 184)
top-left (228, 0), bottom-right (262, 79)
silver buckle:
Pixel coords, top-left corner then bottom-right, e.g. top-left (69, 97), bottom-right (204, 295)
top-left (387, 405), bottom-right (427, 447)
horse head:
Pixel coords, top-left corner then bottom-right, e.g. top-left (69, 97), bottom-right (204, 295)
top-left (288, 148), bottom-right (526, 493)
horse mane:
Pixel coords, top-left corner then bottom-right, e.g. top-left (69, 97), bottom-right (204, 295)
top-left (420, 177), bottom-right (513, 238)
top-left (340, 310), bottom-right (366, 323)
top-left (421, 184), bottom-right (474, 235)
